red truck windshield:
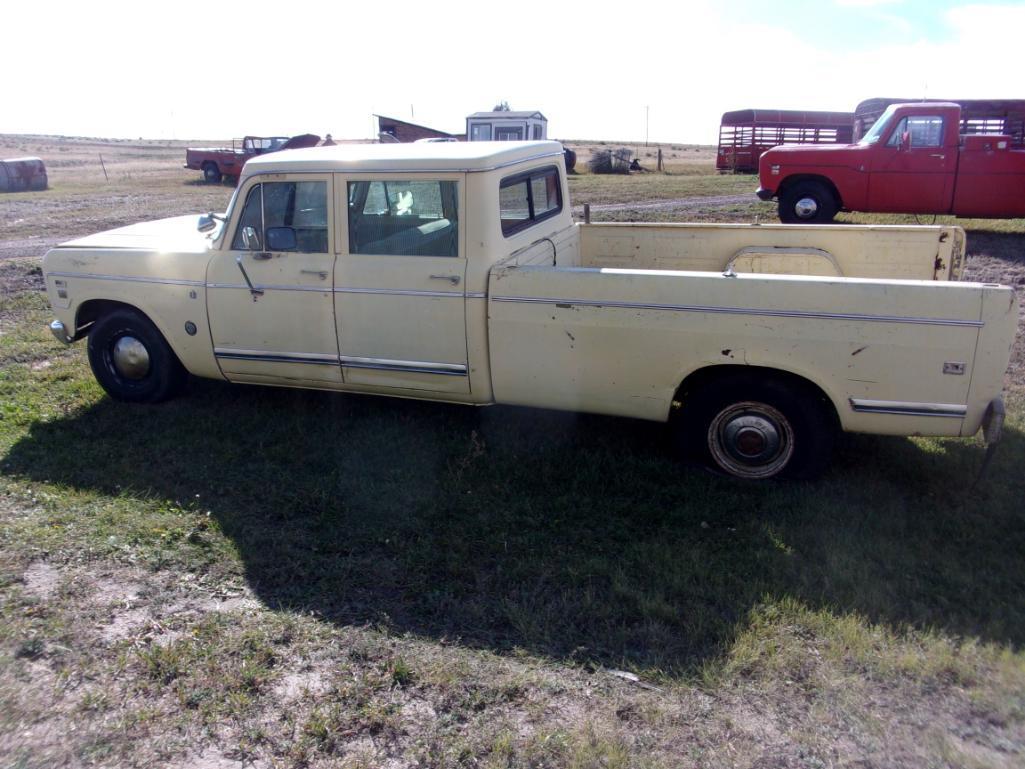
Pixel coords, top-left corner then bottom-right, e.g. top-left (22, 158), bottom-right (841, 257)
top-left (857, 105), bottom-right (899, 145)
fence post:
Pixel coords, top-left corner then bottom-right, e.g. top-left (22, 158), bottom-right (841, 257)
top-left (99, 154), bottom-right (109, 182)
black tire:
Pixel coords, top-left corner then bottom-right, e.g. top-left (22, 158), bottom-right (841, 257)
top-left (87, 308), bottom-right (187, 403)
top-left (202, 163), bottom-right (223, 184)
top-left (677, 374), bottom-right (836, 480)
top-left (778, 181), bottom-right (837, 224)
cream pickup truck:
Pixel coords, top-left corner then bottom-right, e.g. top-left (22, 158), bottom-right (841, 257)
top-left (42, 141), bottom-right (1017, 479)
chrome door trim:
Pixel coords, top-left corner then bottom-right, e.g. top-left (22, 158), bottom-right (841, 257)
top-left (46, 271), bottom-right (206, 288)
top-left (849, 399), bottom-right (967, 418)
top-left (207, 282), bottom-right (332, 292)
top-left (490, 295), bottom-right (985, 328)
top-left (214, 348), bottom-right (340, 366)
top-left (340, 355), bottom-right (467, 376)
top-left (334, 286), bottom-right (464, 299)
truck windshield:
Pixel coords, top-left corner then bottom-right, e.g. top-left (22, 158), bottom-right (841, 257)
top-left (858, 105), bottom-right (899, 145)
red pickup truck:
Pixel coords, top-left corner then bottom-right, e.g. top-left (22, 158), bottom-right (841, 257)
top-left (757, 102), bottom-right (1025, 223)
top-left (184, 134), bottom-right (320, 183)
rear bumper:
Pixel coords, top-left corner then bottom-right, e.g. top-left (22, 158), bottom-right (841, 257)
top-left (755, 187), bottom-right (774, 201)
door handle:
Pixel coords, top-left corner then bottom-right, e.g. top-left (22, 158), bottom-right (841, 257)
top-left (929, 154), bottom-right (945, 159)
top-left (430, 274), bottom-right (461, 286)
top-left (252, 251), bottom-right (273, 260)
top-left (301, 269), bottom-right (329, 280)
top-left (235, 254), bottom-right (264, 298)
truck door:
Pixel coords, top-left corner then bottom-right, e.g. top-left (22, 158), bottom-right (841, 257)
top-left (868, 114), bottom-right (956, 213)
top-left (206, 174), bottom-right (342, 386)
top-left (333, 174), bottom-right (469, 395)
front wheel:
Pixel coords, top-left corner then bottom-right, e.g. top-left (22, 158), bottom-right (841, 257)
top-left (778, 181), bottom-right (837, 224)
top-left (677, 375), bottom-right (836, 480)
top-left (87, 309), bottom-right (187, 403)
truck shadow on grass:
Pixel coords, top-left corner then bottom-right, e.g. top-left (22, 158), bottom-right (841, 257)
top-left (4, 379), bottom-right (1025, 674)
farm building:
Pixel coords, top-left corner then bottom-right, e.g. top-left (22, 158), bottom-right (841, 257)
top-left (466, 111), bottom-right (547, 141)
top-left (375, 115), bottom-right (461, 143)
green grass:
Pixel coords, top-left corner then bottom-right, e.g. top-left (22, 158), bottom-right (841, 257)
top-left (2, 267), bottom-right (1024, 677)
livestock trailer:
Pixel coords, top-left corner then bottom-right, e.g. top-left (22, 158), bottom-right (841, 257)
top-left (854, 98), bottom-right (1025, 147)
top-left (716, 109), bottom-right (854, 173)
top-left (0, 157), bottom-right (47, 192)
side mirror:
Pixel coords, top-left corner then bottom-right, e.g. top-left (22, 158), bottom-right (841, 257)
top-left (241, 225), bottom-right (261, 250)
top-left (197, 213), bottom-right (217, 233)
top-left (265, 226), bottom-right (297, 251)
top-left (899, 130), bottom-right (911, 152)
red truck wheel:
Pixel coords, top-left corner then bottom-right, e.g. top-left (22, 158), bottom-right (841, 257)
top-left (778, 181), bottom-right (837, 224)
top-left (202, 163), bottom-right (223, 184)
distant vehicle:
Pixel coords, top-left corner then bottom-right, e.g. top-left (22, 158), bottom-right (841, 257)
top-left (414, 137), bottom-right (458, 143)
top-left (717, 109), bottom-right (854, 173)
top-left (0, 157), bottom-right (47, 192)
top-left (184, 134), bottom-right (320, 183)
top-left (758, 102), bottom-right (1025, 222)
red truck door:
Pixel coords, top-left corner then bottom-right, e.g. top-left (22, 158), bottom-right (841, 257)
top-left (868, 113), bottom-right (956, 213)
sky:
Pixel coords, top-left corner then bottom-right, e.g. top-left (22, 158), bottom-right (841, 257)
top-left (4, 0), bottom-right (1024, 144)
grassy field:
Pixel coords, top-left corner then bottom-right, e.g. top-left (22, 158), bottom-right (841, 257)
top-left (2, 135), bottom-right (1025, 768)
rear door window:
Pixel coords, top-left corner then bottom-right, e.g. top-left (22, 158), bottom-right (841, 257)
top-left (347, 180), bottom-right (459, 257)
top-left (499, 166), bottom-right (562, 236)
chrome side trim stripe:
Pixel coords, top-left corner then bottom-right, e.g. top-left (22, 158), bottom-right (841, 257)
top-left (849, 399), bottom-right (967, 418)
top-left (214, 348), bottom-right (340, 366)
top-left (46, 271), bottom-right (205, 287)
top-left (490, 295), bottom-right (985, 328)
top-left (207, 284), bottom-right (469, 298)
top-left (466, 291), bottom-right (487, 299)
top-left (207, 282), bottom-right (331, 292)
top-left (334, 286), bottom-right (463, 299)
top-left (340, 355), bottom-right (467, 376)
top-left (213, 348), bottom-right (467, 376)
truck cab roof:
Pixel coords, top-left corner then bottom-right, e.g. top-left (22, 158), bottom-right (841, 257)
top-left (241, 140), bottom-right (565, 177)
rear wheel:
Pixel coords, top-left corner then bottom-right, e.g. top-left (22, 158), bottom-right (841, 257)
top-left (677, 374), bottom-right (836, 480)
top-left (87, 309), bottom-right (187, 403)
top-left (202, 163), bottom-right (222, 183)
top-left (778, 181), bottom-right (837, 224)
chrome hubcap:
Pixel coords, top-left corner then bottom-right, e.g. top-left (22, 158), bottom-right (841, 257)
top-left (708, 402), bottom-right (794, 479)
top-left (112, 336), bottom-right (150, 380)
top-left (795, 197), bottom-right (818, 218)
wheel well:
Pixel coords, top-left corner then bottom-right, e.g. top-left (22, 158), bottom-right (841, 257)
top-left (75, 299), bottom-right (144, 338)
top-left (673, 365), bottom-right (840, 429)
top-left (777, 175), bottom-right (843, 210)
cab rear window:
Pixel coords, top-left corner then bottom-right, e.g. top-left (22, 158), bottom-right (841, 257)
top-left (499, 166), bottom-right (562, 236)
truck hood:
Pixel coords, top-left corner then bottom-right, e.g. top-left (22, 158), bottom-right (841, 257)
top-left (762, 143), bottom-right (867, 163)
top-left (58, 214), bottom-right (218, 253)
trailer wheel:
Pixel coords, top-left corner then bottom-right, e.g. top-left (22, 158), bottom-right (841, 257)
top-left (87, 308), bottom-right (187, 403)
top-left (202, 163), bottom-right (223, 184)
top-left (678, 374), bottom-right (836, 480)
top-left (778, 181), bottom-right (837, 224)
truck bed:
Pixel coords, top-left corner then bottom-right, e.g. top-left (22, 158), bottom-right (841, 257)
top-left (570, 222), bottom-right (964, 281)
top-left (487, 223), bottom-right (1015, 440)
